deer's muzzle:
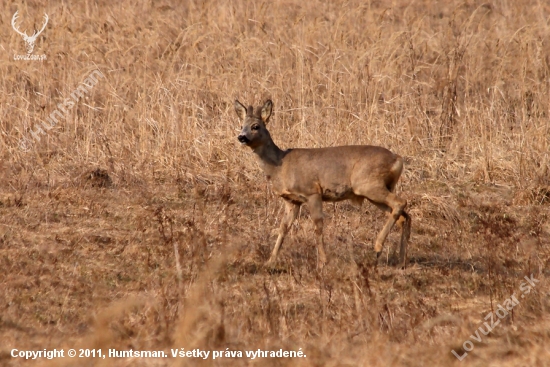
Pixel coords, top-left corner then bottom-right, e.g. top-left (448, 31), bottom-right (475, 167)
top-left (238, 135), bottom-right (250, 144)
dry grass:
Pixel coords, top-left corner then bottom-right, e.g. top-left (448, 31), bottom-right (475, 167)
top-left (1, 0), bottom-right (550, 366)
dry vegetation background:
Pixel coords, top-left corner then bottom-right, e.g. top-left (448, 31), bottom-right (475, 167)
top-left (1, 0), bottom-right (550, 366)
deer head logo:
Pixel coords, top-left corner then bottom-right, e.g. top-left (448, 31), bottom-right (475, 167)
top-left (11, 11), bottom-right (49, 54)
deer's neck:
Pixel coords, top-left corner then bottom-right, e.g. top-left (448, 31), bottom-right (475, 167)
top-left (253, 138), bottom-right (285, 176)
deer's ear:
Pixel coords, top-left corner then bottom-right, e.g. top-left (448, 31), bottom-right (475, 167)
top-left (234, 100), bottom-right (247, 121)
top-left (261, 100), bottom-right (273, 123)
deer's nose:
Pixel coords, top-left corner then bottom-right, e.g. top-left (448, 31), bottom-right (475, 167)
top-left (238, 135), bottom-right (250, 144)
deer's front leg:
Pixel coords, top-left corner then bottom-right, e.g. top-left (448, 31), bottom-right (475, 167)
top-left (267, 199), bottom-right (299, 265)
top-left (307, 194), bottom-right (327, 268)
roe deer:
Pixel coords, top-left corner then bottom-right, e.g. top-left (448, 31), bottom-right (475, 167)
top-left (235, 99), bottom-right (411, 268)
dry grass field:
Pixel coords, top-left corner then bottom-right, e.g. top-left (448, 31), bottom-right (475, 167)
top-left (1, 0), bottom-right (550, 366)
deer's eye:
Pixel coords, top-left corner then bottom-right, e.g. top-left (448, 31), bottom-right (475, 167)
top-left (251, 125), bottom-right (260, 131)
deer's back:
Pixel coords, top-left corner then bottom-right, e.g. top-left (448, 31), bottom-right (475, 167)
top-left (274, 145), bottom-right (402, 203)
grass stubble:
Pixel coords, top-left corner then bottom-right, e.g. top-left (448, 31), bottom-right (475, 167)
top-left (0, 0), bottom-right (549, 366)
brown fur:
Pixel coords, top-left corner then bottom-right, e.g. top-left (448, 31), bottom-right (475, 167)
top-left (235, 99), bottom-right (411, 268)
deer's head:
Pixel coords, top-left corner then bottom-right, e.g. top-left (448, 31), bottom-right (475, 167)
top-left (234, 99), bottom-right (273, 150)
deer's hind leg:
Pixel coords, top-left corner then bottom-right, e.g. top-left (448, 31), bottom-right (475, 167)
top-left (369, 200), bottom-right (410, 266)
top-left (356, 185), bottom-right (408, 265)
